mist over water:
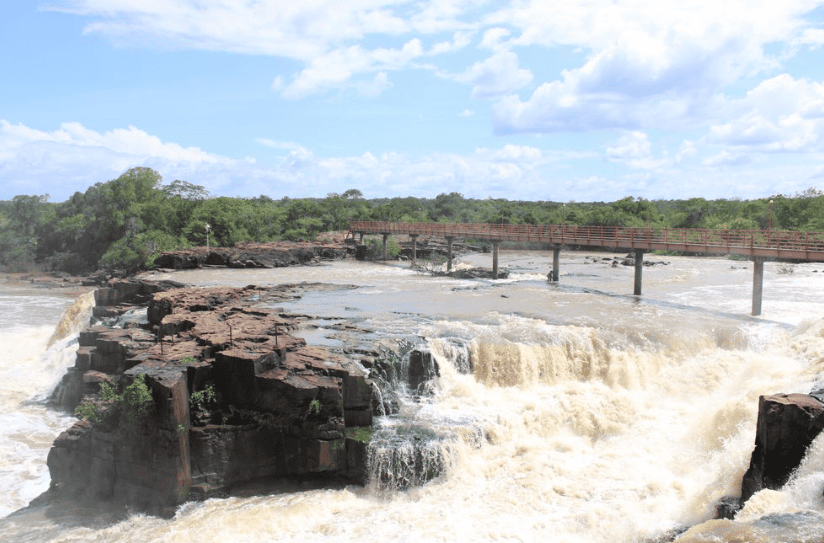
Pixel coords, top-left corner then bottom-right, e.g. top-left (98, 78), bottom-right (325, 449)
top-left (4, 251), bottom-right (824, 542)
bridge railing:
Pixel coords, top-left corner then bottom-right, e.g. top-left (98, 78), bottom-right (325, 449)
top-left (349, 221), bottom-right (824, 256)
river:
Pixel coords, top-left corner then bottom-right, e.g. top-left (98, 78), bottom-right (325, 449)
top-left (2, 250), bottom-right (824, 542)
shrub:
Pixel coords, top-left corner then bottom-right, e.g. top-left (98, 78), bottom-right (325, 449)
top-left (119, 374), bottom-right (155, 429)
top-left (74, 375), bottom-right (154, 431)
top-left (190, 383), bottom-right (218, 413)
top-left (365, 237), bottom-right (401, 259)
top-left (75, 402), bottom-right (102, 423)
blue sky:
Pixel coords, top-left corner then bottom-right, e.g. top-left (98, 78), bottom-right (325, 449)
top-left (2, 1), bottom-right (824, 203)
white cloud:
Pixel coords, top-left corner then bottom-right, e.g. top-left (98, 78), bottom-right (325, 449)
top-left (705, 74), bottom-right (824, 152)
top-left (255, 138), bottom-right (309, 153)
top-left (0, 120), bottom-right (565, 201)
top-left (482, 144), bottom-right (542, 162)
top-left (456, 51), bottom-right (533, 99)
top-left (488, 0), bottom-right (819, 133)
top-left (676, 140), bottom-right (697, 163)
top-left (605, 131), bottom-right (669, 170)
top-left (46, 1), bottom-right (416, 60)
top-left (5, 119), bottom-right (824, 203)
top-left (429, 31), bottom-right (474, 55)
top-left (0, 120), bottom-right (237, 199)
top-left (0, 120), bottom-right (223, 164)
top-left (45, 0), bottom-right (478, 98)
top-left (792, 28), bottom-right (824, 49)
top-left (281, 40), bottom-right (421, 98)
top-left (702, 150), bottom-right (751, 167)
top-left (479, 27), bottom-right (511, 51)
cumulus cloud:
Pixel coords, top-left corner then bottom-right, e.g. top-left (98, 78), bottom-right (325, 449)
top-left (429, 30), bottom-right (474, 55)
top-left (45, 0), bottom-right (477, 98)
top-left (0, 119), bottom-right (566, 201)
top-left (705, 74), bottom-right (824, 152)
top-left (489, 0), bottom-right (818, 133)
top-left (605, 131), bottom-right (672, 170)
top-left (281, 40), bottom-right (420, 98)
top-left (5, 119), bottom-right (824, 203)
top-left (0, 120), bottom-right (237, 199)
top-left (479, 27), bottom-right (511, 51)
top-left (456, 51), bottom-right (533, 99)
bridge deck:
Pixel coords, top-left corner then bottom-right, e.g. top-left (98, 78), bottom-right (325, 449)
top-left (349, 221), bottom-right (824, 262)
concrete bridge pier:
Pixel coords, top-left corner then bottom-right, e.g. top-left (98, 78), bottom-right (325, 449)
top-left (549, 245), bottom-right (561, 282)
top-left (752, 257), bottom-right (764, 316)
top-left (634, 250), bottom-right (644, 295)
top-left (410, 234), bottom-right (418, 268)
top-left (382, 233), bottom-right (389, 261)
top-left (358, 232), bottom-right (364, 244)
top-left (446, 237), bottom-right (454, 272)
top-left (492, 241), bottom-right (500, 279)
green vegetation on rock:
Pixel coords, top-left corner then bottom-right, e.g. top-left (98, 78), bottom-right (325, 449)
top-left (74, 374), bottom-right (154, 432)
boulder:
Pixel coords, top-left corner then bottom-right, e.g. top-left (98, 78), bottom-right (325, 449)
top-left (740, 393), bottom-right (824, 503)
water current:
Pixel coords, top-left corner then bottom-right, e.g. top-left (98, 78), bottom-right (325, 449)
top-left (3, 250), bottom-right (824, 542)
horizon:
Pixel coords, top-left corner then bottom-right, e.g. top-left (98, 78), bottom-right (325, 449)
top-left (2, 1), bottom-right (824, 203)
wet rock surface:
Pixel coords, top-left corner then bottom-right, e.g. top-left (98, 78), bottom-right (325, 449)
top-left (740, 393), bottom-right (824, 504)
top-left (48, 278), bottom-right (376, 513)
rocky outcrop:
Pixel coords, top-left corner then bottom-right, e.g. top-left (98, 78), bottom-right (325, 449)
top-left (740, 393), bottom-right (824, 504)
top-left (396, 236), bottom-right (482, 260)
top-left (48, 278), bottom-right (376, 513)
top-left (153, 240), bottom-right (351, 270)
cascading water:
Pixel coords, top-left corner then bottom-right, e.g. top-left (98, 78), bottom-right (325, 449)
top-left (0, 290), bottom-right (94, 518)
top-left (4, 252), bottom-right (824, 542)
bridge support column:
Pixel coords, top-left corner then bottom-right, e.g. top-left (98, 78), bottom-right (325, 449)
top-left (492, 241), bottom-right (500, 279)
top-left (358, 232), bottom-right (364, 244)
top-left (752, 257), bottom-right (764, 316)
top-left (382, 234), bottom-right (389, 261)
top-left (634, 250), bottom-right (644, 296)
top-left (446, 237), bottom-right (454, 272)
top-left (549, 245), bottom-right (560, 282)
top-left (410, 234), bottom-right (418, 268)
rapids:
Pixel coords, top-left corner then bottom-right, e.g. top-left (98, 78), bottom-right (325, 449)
top-left (3, 250), bottom-right (824, 542)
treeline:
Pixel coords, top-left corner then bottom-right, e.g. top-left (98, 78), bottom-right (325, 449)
top-left (1, 167), bottom-right (823, 274)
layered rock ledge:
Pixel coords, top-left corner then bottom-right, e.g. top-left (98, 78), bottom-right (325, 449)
top-left (48, 278), bottom-right (375, 513)
top-left (153, 240), bottom-right (352, 270)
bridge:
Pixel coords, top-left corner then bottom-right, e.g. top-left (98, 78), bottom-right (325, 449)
top-left (349, 221), bottom-right (824, 316)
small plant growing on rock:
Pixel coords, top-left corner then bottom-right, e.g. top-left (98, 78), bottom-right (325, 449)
top-left (100, 380), bottom-right (118, 402)
top-left (77, 375), bottom-right (154, 431)
top-left (74, 401), bottom-right (102, 423)
top-left (180, 356), bottom-right (197, 365)
top-left (307, 398), bottom-right (321, 417)
top-left (190, 383), bottom-right (218, 413)
top-left (119, 374), bottom-right (155, 430)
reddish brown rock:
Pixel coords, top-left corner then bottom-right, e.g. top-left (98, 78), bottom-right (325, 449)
top-left (152, 240), bottom-right (350, 270)
top-left (48, 278), bottom-right (376, 512)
